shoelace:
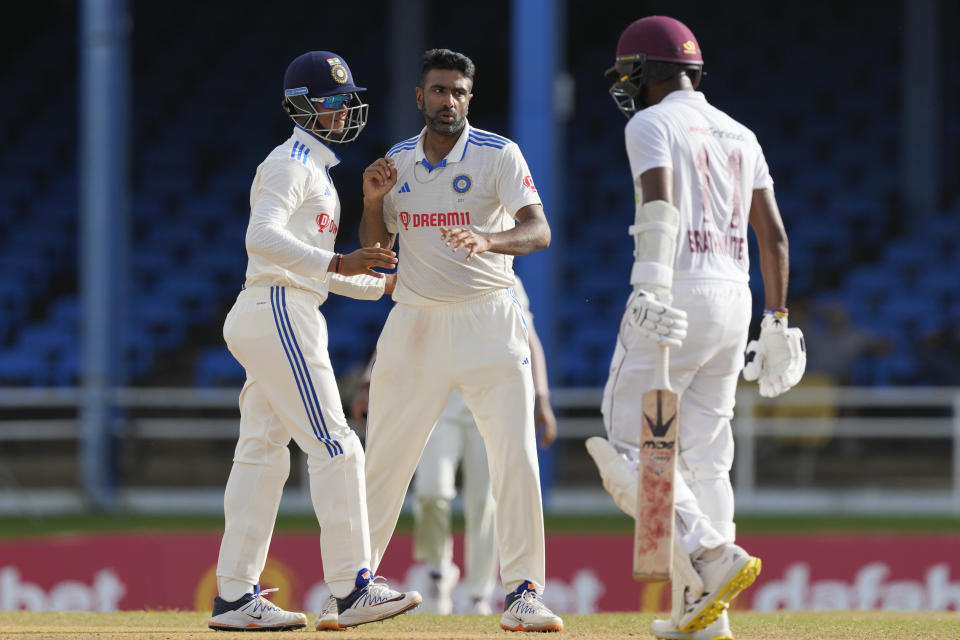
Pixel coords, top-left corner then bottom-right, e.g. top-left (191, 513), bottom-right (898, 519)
top-left (248, 588), bottom-right (282, 613)
top-left (515, 589), bottom-right (550, 614)
top-left (363, 576), bottom-right (401, 602)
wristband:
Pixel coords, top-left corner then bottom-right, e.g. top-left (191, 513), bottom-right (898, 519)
top-left (764, 306), bottom-right (788, 319)
top-left (335, 254), bottom-right (343, 274)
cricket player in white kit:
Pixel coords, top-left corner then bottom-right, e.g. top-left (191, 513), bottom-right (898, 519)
top-left (412, 277), bottom-right (557, 615)
top-left (208, 50), bottom-right (420, 632)
top-left (358, 49), bottom-right (563, 633)
top-left (349, 277), bottom-right (557, 616)
top-left (584, 17), bottom-right (806, 640)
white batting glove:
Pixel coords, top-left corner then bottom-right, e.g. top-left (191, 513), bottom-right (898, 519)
top-left (742, 313), bottom-right (806, 397)
top-left (627, 289), bottom-right (688, 348)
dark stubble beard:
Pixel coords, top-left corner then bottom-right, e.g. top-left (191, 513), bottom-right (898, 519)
top-left (423, 107), bottom-right (467, 137)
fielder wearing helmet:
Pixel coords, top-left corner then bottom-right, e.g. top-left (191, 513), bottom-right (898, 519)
top-left (283, 50), bottom-right (368, 143)
top-left (605, 15), bottom-right (704, 117)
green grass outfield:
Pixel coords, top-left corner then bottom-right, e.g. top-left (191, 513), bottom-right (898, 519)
top-left (0, 513), bottom-right (958, 539)
top-left (0, 610), bottom-right (956, 639)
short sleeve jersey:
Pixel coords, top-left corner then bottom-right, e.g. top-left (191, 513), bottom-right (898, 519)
top-left (244, 126), bottom-right (341, 302)
top-left (625, 91), bottom-right (774, 284)
top-left (382, 121), bottom-right (542, 305)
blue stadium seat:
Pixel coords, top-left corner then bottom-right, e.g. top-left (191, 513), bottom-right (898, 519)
top-left (123, 327), bottom-right (157, 380)
top-left (884, 242), bottom-right (932, 280)
top-left (0, 254), bottom-right (51, 293)
top-left (49, 296), bottom-right (79, 330)
top-left (154, 270), bottom-right (219, 325)
top-left (0, 347), bottom-right (48, 386)
top-left (16, 325), bottom-right (76, 364)
top-left (194, 346), bottom-right (244, 387)
top-left (129, 297), bottom-right (187, 352)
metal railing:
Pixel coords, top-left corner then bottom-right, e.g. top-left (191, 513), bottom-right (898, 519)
top-left (0, 386), bottom-right (957, 515)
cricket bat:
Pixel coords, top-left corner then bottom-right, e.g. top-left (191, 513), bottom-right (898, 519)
top-left (634, 343), bottom-right (678, 582)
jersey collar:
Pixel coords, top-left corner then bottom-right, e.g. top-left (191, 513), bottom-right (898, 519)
top-left (660, 90), bottom-right (707, 105)
top-left (293, 126), bottom-right (341, 167)
top-left (414, 119), bottom-right (471, 172)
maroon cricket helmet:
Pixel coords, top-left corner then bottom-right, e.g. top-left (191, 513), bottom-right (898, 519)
top-left (605, 16), bottom-right (704, 118)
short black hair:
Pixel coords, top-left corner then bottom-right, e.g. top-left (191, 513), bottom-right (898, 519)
top-left (420, 48), bottom-right (476, 86)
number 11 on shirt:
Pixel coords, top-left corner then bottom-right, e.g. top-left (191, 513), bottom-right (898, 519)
top-left (634, 344), bottom-right (678, 582)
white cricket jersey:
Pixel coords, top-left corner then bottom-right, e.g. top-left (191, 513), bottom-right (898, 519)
top-left (625, 91), bottom-right (774, 284)
top-left (382, 121), bottom-right (542, 305)
top-left (244, 126), bottom-right (384, 303)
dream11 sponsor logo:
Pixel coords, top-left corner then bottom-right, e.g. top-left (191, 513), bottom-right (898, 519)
top-left (0, 566), bottom-right (126, 611)
top-left (752, 562), bottom-right (960, 611)
top-left (398, 211), bottom-right (470, 231)
top-left (316, 213), bottom-right (338, 234)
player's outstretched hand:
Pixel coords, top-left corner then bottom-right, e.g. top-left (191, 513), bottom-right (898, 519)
top-left (339, 243), bottom-right (398, 278)
top-left (362, 157), bottom-right (398, 201)
top-left (439, 226), bottom-right (491, 260)
top-left (742, 313), bottom-right (806, 397)
top-left (627, 289), bottom-right (688, 348)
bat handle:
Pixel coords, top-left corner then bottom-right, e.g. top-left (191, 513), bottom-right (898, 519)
top-left (654, 344), bottom-right (672, 391)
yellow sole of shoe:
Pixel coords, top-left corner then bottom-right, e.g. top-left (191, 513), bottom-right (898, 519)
top-left (679, 556), bottom-right (761, 633)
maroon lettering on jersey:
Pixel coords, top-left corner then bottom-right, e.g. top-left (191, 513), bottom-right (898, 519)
top-left (687, 228), bottom-right (746, 261)
top-left (522, 175), bottom-right (537, 192)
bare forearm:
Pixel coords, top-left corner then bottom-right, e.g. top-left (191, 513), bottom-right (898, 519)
top-left (758, 237), bottom-right (789, 308)
top-left (359, 197), bottom-right (394, 248)
top-left (528, 323), bottom-right (550, 399)
top-left (484, 216), bottom-right (551, 256)
top-left (749, 189), bottom-right (789, 309)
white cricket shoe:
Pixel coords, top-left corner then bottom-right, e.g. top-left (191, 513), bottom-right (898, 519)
top-left (423, 564), bottom-right (459, 614)
top-left (208, 586), bottom-right (307, 631)
top-left (336, 576), bottom-right (422, 629)
top-left (677, 545), bottom-right (760, 632)
top-left (314, 594), bottom-right (339, 631)
top-left (652, 610), bottom-right (732, 640)
top-left (499, 581), bottom-right (563, 632)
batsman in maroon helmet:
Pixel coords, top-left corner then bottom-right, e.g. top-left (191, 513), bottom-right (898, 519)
top-left (585, 16), bottom-right (806, 640)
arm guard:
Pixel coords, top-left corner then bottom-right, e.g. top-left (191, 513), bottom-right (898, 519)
top-left (629, 199), bottom-right (680, 302)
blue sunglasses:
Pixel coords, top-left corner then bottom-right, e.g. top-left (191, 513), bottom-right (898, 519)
top-left (311, 94), bottom-right (352, 109)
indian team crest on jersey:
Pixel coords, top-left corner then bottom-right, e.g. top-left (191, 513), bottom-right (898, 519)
top-left (452, 174), bottom-right (472, 194)
top-left (328, 57), bottom-right (348, 84)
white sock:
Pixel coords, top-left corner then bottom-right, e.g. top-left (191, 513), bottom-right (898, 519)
top-left (218, 577), bottom-right (255, 602)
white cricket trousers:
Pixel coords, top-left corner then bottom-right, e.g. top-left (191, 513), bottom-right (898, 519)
top-left (602, 280), bottom-right (751, 555)
top-left (414, 389), bottom-right (498, 602)
top-left (365, 288), bottom-right (546, 594)
top-left (217, 285), bottom-right (370, 598)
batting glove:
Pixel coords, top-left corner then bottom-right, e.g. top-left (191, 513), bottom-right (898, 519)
top-left (627, 289), bottom-right (688, 348)
top-left (742, 313), bottom-right (806, 397)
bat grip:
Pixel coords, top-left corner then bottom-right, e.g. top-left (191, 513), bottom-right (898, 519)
top-left (654, 344), bottom-right (672, 391)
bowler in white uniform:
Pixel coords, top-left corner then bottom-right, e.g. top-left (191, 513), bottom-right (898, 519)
top-left (358, 48), bottom-right (563, 633)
